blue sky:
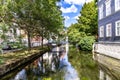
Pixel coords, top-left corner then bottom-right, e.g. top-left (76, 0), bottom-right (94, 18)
top-left (58, 0), bottom-right (93, 27)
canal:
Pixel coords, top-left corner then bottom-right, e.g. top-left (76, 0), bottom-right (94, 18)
top-left (1, 45), bottom-right (120, 80)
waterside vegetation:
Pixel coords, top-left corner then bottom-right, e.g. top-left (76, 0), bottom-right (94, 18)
top-left (68, 1), bottom-right (98, 51)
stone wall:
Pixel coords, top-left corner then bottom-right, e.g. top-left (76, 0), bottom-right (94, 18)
top-left (93, 42), bottom-right (120, 60)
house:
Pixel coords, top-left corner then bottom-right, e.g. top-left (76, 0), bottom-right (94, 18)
top-left (93, 0), bottom-right (120, 60)
top-left (98, 0), bottom-right (120, 42)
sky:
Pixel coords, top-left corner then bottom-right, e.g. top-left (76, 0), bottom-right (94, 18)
top-left (58, 0), bottom-right (93, 27)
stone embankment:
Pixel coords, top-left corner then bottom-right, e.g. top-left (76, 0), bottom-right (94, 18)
top-left (0, 45), bottom-right (51, 78)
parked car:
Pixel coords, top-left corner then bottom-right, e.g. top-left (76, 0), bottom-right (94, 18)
top-left (2, 43), bottom-right (12, 50)
top-left (1, 41), bottom-right (23, 50)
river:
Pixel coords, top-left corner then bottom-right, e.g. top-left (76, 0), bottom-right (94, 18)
top-left (1, 45), bottom-right (120, 80)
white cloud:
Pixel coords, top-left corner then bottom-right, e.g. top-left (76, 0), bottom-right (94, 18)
top-left (56, 2), bottom-right (62, 6)
top-left (74, 14), bottom-right (81, 19)
top-left (64, 0), bottom-right (85, 5)
top-left (64, 16), bottom-right (70, 21)
top-left (64, 0), bottom-right (93, 5)
top-left (85, 0), bottom-right (94, 3)
top-left (60, 5), bottom-right (78, 13)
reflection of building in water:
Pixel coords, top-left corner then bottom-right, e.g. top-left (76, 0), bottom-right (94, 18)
top-left (31, 47), bottom-right (61, 74)
top-left (94, 53), bottom-right (120, 80)
top-left (99, 70), bottom-right (111, 80)
top-left (14, 69), bottom-right (27, 80)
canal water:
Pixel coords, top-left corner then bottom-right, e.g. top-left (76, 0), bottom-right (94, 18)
top-left (1, 45), bottom-right (120, 80)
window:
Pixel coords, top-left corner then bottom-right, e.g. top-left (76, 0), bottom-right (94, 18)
top-left (106, 23), bottom-right (112, 37)
top-left (105, 0), bottom-right (111, 16)
top-left (115, 0), bottom-right (120, 11)
top-left (115, 20), bottom-right (120, 36)
top-left (99, 5), bottom-right (104, 20)
top-left (99, 26), bottom-right (104, 37)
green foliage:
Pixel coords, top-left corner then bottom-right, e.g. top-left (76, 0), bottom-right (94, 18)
top-left (68, 46), bottom-right (99, 80)
top-left (67, 1), bottom-right (98, 51)
top-left (68, 23), bottom-right (86, 45)
top-left (0, 0), bottom-right (64, 49)
top-left (79, 36), bottom-right (95, 51)
top-left (94, 0), bottom-right (98, 3)
top-left (0, 23), bottom-right (9, 41)
top-left (1, 41), bottom-right (26, 50)
top-left (0, 57), bottom-right (4, 64)
top-left (8, 42), bottom-right (25, 49)
top-left (80, 53), bottom-right (97, 68)
top-left (78, 1), bottom-right (98, 35)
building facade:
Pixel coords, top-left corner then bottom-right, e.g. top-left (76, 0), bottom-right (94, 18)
top-left (93, 0), bottom-right (120, 61)
top-left (98, 0), bottom-right (120, 42)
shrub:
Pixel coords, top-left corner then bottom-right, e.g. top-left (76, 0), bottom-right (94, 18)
top-left (79, 36), bottom-right (95, 51)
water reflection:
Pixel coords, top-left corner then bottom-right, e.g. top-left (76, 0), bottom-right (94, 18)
top-left (5, 46), bottom-right (80, 80)
top-left (14, 69), bottom-right (27, 80)
top-left (98, 63), bottom-right (120, 80)
top-left (1, 46), bottom-right (120, 80)
top-left (94, 53), bottom-right (120, 80)
top-left (62, 66), bottom-right (79, 80)
top-left (69, 51), bottom-right (99, 80)
top-left (99, 70), bottom-right (112, 80)
top-left (59, 47), bottom-right (80, 80)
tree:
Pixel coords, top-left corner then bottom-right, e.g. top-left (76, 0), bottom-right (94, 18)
top-left (0, 23), bottom-right (9, 42)
top-left (94, 0), bottom-right (98, 3)
top-left (78, 1), bottom-right (98, 36)
top-left (67, 1), bottom-right (98, 50)
top-left (68, 23), bottom-right (86, 45)
top-left (0, 0), bottom-right (64, 49)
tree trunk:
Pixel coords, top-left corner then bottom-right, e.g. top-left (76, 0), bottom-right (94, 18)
top-left (41, 26), bottom-right (43, 48)
top-left (27, 30), bottom-right (31, 49)
top-left (42, 32), bottom-right (43, 48)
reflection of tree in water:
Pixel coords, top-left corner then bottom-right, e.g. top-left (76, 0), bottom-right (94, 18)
top-left (58, 46), bottom-right (80, 80)
top-left (26, 53), bottom-right (60, 77)
top-left (79, 53), bottom-right (99, 80)
top-left (1, 47), bottom-right (80, 80)
top-left (68, 46), bottom-right (99, 80)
